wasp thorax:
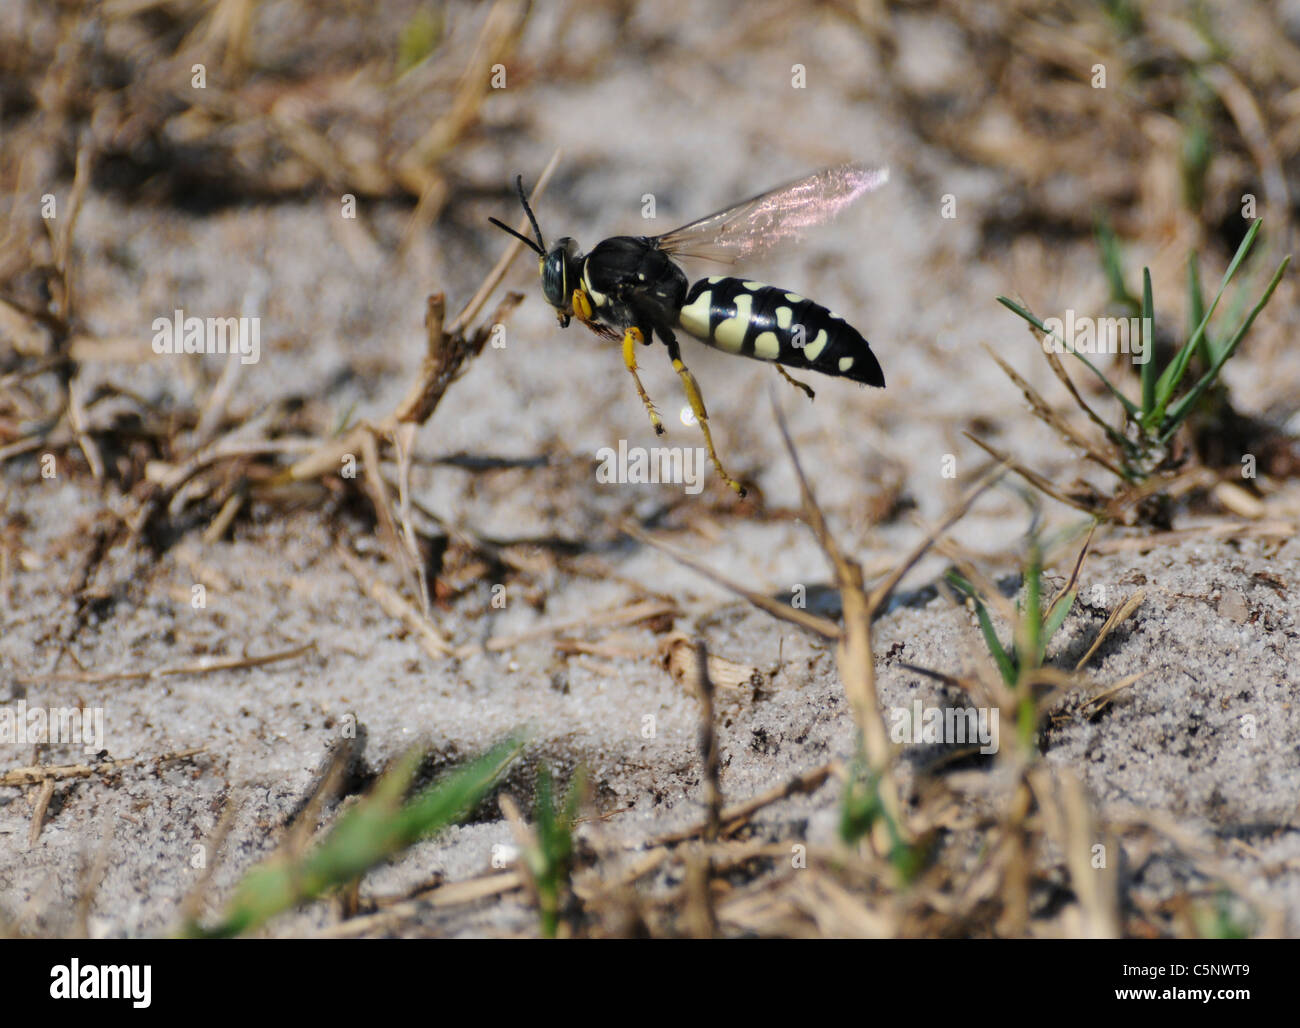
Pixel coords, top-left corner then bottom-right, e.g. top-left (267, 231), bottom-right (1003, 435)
top-left (541, 237), bottom-right (580, 309)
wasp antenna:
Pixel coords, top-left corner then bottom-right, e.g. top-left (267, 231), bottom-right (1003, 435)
top-left (488, 216), bottom-right (544, 255)
top-left (514, 174), bottom-right (546, 252)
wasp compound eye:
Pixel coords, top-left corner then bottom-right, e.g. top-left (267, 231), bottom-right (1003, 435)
top-left (541, 252), bottom-right (565, 306)
top-left (541, 238), bottom-right (576, 308)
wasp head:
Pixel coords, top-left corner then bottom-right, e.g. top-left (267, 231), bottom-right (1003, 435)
top-left (540, 237), bottom-right (581, 326)
top-left (488, 175), bottom-right (581, 328)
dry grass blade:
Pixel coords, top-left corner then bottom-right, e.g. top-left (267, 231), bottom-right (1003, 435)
top-left (683, 848), bottom-right (717, 938)
top-left (770, 399), bottom-right (901, 851)
top-left (470, 598), bottom-right (678, 656)
top-left (693, 642), bottom-right (722, 843)
top-left (621, 522), bottom-right (839, 639)
top-left (1, 748), bottom-right (206, 789)
top-left (1080, 671), bottom-right (1145, 715)
top-left (360, 429), bottom-right (407, 574)
top-left (866, 460), bottom-right (1010, 612)
top-left (283, 737), bottom-right (369, 861)
top-left (391, 421), bottom-right (431, 618)
top-left (1030, 766), bottom-right (1120, 938)
top-left (285, 151), bottom-right (557, 486)
top-left (661, 634), bottom-right (762, 693)
top-left (1075, 589), bottom-right (1146, 671)
top-left (1039, 345), bottom-right (1131, 455)
top-left (28, 777), bottom-right (56, 847)
top-left (46, 142), bottom-right (91, 328)
top-left (498, 793), bottom-right (545, 931)
top-left (449, 147), bottom-right (561, 335)
top-left (1090, 520), bottom-right (1296, 553)
top-left (313, 872), bottom-right (524, 938)
top-left (74, 814), bottom-right (118, 937)
top-left (65, 374), bottom-right (104, 482)
top-left (336, 544), bottom-right (452, 659)
top-left (982, 343), bottom-right (1127, 480)
top-left (650, 762), bottom-right (836, 847)
top-left (16, 644), bottom-right (313, 685)
top-left (964, 432), bottom-right (1106, 516)
top-left (1102, 466), bottom-right (1217, 522)
top-left (177, 794), bottom-right (240, 927)
top-left (1201, 62), bottom-right (1292, 252)
top-left (1049, 521), bottom-right (1095, 614)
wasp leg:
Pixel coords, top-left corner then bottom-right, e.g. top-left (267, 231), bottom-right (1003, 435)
top-left (664, 342), bottom-right (746, 497)
top-left (622, 327), bottom-right (664, 436)
top-left (571, 287), bottom-right (594, 323)
top-left (775, 363), bottom-right (816, 400)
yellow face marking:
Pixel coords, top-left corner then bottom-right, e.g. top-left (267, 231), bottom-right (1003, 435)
top-left (803, 328), bottom-right (830, 362)
top-left (754, 331), bottom-right (781, 360)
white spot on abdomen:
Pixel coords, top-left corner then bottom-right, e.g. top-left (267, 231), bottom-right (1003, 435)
top-left (803, 328), bottom-right (830, 362)
top-left (838, 356), bottom-right (854, 372)
top-left (678, 289), bottom-right (714, 340)
top-left (712, 293), bottom-right (753, 353)
top-left (754, 331), bottom-right (780, 360)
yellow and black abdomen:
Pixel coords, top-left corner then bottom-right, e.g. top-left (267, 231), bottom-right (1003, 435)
top-left (676, 276), bottom-right (884, 387)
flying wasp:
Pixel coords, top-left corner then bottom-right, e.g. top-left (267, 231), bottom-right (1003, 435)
top-left (489, 163), bottom-right (889, 496)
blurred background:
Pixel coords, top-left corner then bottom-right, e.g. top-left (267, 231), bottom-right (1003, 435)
top-left (2, 0), bottom-right (1297, 524)
top-left (3, 0), bottom-right (1300, 940)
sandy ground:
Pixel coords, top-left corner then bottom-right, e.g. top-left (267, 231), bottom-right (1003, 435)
top-left (2, 0), bottom-right (1299, 937)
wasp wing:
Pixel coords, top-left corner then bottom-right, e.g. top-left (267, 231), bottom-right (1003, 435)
top-left (652, 163), bottom-right (888, 265)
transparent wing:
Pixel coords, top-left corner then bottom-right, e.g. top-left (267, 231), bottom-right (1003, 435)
top-left (653, 163), bottom-right (889, 265)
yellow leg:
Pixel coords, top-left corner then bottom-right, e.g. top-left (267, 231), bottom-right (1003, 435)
top-left (622, 327), bottom-right (664, 435)
top-left (776, 363), bottom-right (815, 400)
top-left (672, 357), bottom-right (746, 497)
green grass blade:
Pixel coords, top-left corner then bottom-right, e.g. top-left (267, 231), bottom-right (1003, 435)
top-left (1096, 217), bottom-right (1139, 314)
top-left (1151, 220), bottom-right (1263, 424)
top-left (1042, 589), bottom-right (1077, 650)
top-left (1022, 552), bottom-right (1043, 669)
top-left (190, 738), bottom-right (521, 938)
top-left (1186, 251), bottom-right (1207, 363)
top-left (1140, 267), bottom-right (1156, 416)
top-left (997, 296), bottom-right (1141, 419)
top-left (948, 570), bottom-right (1017, 685)
top-left (1161, 254), bottom-right (1291, 441)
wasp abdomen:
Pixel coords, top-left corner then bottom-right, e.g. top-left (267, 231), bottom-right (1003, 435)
top-left (676, 277), bottom-right (884, 387)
